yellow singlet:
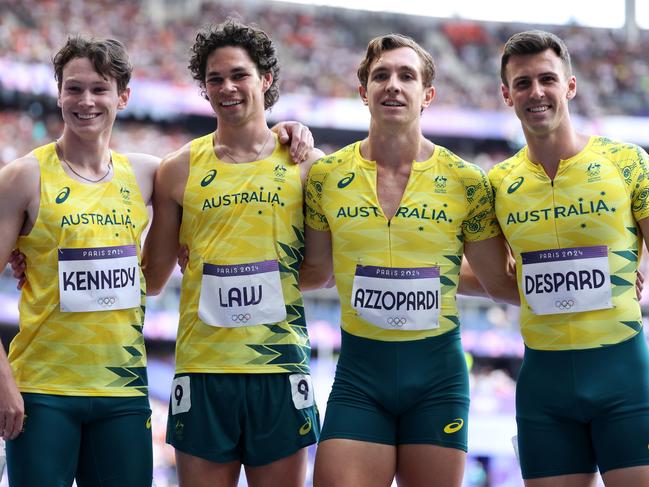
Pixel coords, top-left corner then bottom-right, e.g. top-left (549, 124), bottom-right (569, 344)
top-left (490, 136), bottom-right (649, 350)
top-left (11, 142), bottom-right (148, 396)
top-left (306, 142), bottom-right (500, 341)
top-left (176, 134), bottom-right (309, 374)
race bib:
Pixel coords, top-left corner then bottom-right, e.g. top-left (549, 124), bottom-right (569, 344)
top-left (170, 376), bottom-right (191, 415)
top-left (521, 245), bottom-right (612, 315)
top-left (58, 245), bottom-right (140, 313)
top-left (198, 260), bottom-right (286, 327)
top-left (351, 265), bottom-right (440, 330)
top-left (289, 374), bottom-right (314, 409)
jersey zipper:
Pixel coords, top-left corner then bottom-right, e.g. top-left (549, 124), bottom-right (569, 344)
top-left (550, 179), bottom-right (562, 248)
top-left (387, 219), bottom-right (393, 267)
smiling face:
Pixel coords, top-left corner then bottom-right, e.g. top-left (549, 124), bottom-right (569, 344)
top-left (359, 47), bottom-right (435, 127)
top-left (203, 45), bottom-right (272, 127)
top-left (57, 57), bottom-right (129, 139)
top-left (501, 48), bottom-right (576, 138)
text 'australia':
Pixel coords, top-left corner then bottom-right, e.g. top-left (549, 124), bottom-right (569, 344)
top-left (506, 199), bottom-right (611, 225)
top-left (61, 212), bottom-right (133, 228)
top-left (202, 191), bottom-right (281, 211)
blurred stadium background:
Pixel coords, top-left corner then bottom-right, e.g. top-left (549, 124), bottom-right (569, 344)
top-left (1, 0), bottom-right (648, 485)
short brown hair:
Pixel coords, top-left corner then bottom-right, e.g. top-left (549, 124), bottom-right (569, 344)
top-left (189, 19), bottom-right (280, 109)
top-left (53, 36), bottom-right (132, 93)
top-left (500, 30), bottom-right (572, 86)
top-left (357, 34), bottom-right (435, 90)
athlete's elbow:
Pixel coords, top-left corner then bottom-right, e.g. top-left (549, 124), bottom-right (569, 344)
top-left (298, 265), bottom-right (332, 291)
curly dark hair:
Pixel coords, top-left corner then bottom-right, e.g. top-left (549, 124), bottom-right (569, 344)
top-left (53, 35), bottom-right (132, 93)
top-left (189, 19), bottom-right (280, 109)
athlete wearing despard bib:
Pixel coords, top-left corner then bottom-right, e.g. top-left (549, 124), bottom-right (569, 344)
top-left (0, 37), bottom-right (159, 486)
top-left (491, 30), bottom-right (649, 486)
top-left (301, 34), bottom-right (518, 487)
top-left (142, 19), bottom-right (324, 487)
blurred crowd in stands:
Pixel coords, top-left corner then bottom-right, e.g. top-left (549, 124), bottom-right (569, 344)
top-left (1, 0), bottom-right (649, 117)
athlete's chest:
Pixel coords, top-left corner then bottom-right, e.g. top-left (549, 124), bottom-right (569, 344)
top-left (324, 166), bottom-right (469, 232)
top-left (496, 163), bottom-right (630, 244)
top-left (193, 162), bottom-right (302, 216)
top-left (44, 180), bottom-right (143, 240)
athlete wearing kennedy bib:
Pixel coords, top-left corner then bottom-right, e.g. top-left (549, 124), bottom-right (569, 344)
top-left (494, 31), bottom-right (649, 485)
top-left (301, 34), bottom-right (517, 487)
top-left (0, 37), bottom-right (159, 487)
top-left (6, 143), bottom-right (153, 487)
top-left (12, 143), bottom-right (148, 396)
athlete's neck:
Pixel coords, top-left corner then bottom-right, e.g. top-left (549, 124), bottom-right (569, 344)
top-left (525, 126), bottom-right (590, 179)
top-left (363, 122), bottom-right (433, 171)
top-left (214, 122), bottom-right (273, 162)
top-left (57, 128), bottom-right (112, 171)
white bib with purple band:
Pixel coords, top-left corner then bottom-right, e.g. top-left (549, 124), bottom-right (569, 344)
top-left (58, 245), bottom-right (140, 312)
top-left (521, 245), bottom-right (612, 315)
top-left (351, 265), bottom-right (440, 330)
top-left (198, 260), bottom-right (286, 327)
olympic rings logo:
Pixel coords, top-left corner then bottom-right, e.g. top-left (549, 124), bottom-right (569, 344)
top-left (231, 313), bottom-right (252, 323)
top-left (387, 317), bottom-right (406, 327)
top-left (555, 299), bottom-right (575, 310)
top-left (97, 296), bottom-right (117, 307)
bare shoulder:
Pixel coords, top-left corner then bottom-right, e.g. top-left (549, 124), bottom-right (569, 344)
top-left (124, 152), bottom-right (160, 182)
top-left (156, 142), bottom-right (192, 205)
top-left (0, 153), bottom-right (40, 192)
top-left (160, 142), bottom-right (191, 174)
top-left (300, 148), bottom-right (327, 183)
top-left (125, 152), bottom-right (161, 170)
top-left (0, 153), bottom-right (40, 212)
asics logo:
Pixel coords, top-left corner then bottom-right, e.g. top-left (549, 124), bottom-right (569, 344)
top-left (443, 418), bottom-right (464, 434)
top-left (507, 177), bottom-right (524, 194)
top-left (299, 417), bottom-right (312, 436)
top-left (201, 169), bottom-right (217, 187)
top-left (337, 172), bottom-right (355, 188)
top-left (56, 187), bottom-right (71, 204)
top-left (146, 416), bottom-right (152, 429)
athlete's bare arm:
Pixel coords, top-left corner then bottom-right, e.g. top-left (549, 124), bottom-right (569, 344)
top-left (124, 153), bottom-right (160, 205)
top-left (463, 234), bottom-right (520, 305)
top-left (0, 155), bottom-right (40, 439)
top-left (637, 218), bottom-right (649, 302)
top-left (141, 144), bottom-right (189, 295)
top-left (300, 225), bottom-right (334, 291)
top-left (458, 241), bottom-right (516, 297)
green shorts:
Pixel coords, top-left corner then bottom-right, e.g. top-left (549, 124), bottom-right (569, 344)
top-left (320, 328), bottom-right (469, 451)
top-left (6, 393), bottom-right (152, 487)
top-left (517, 328), bottom-right (649, 478)
top-left (166, 373), bottom-right (320, 466)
